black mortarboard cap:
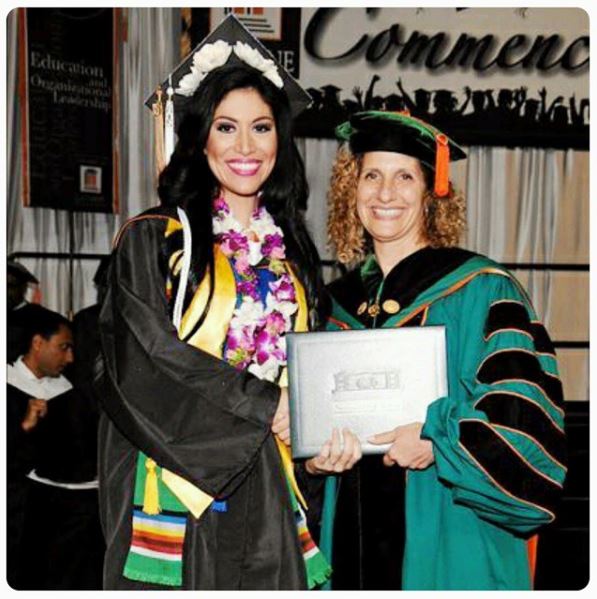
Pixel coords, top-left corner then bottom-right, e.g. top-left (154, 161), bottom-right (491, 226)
top-left (7, 260), bottom-right (39, 284)
top-left (145, 14), bottom-right (311, 119)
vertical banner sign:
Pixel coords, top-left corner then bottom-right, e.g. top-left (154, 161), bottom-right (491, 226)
top-left (19, 8), bottom-right (120, 212)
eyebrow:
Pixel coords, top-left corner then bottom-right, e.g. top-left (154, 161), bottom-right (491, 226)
top-left (212, 115), bottom-right (274, 124)
top-left (362, 166), bottom-right (415, 174)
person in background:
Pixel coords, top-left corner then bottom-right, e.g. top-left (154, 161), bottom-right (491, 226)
top-left (313, 110), bottom-right (566, 590)
top-left (7, 309), bottom-right (104, 589)
top-left (6, 309), bottom-right (49, 588)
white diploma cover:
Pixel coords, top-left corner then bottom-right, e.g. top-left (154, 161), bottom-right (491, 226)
top-left (287, 326), bottom-right (448, 457)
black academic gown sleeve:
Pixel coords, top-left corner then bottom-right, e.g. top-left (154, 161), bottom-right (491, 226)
top-left (99, 215), bottom-right (281, 498)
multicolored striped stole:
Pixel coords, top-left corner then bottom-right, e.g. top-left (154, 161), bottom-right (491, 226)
top-left (124, 510), bottom-right (186, 586)
top-left (122, 454), bottom-right (191, 586)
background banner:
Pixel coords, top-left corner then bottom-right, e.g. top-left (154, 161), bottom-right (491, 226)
top-left (187, 7), bottom-right (588, 149)
top-left (295, 7), bottom-right (589, 148)
top-left (19, 8), bottom-right (120, 212)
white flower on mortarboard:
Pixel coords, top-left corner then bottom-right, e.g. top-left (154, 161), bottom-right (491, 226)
top-left (233, 42), bottom-right (284, 89)
top-left (194, 40), bottom-right (233, 72)
top-left (176, 40), bottom-right (233, 96)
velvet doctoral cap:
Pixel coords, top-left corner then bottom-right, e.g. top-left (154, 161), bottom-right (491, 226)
top-left (336, 111), bottom-right (467, 197)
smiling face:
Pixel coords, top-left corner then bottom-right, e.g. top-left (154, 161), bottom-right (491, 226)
top-left (205, 87), bottom-right (277, 214)
top-left (356, 151), bottom-right (428, 256)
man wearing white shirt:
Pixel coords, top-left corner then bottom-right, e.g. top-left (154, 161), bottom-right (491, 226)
top-left (7, 309), bottom-right (103, 590)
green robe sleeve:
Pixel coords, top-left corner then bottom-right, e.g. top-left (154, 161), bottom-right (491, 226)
top-left (421, 273), bottom-right (566, 535)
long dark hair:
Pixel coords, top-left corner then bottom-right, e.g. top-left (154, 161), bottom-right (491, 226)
top-left (158, 64), bottom-right (324, 329)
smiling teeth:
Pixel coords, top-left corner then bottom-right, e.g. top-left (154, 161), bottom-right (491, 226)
top-left (372, 208), bottom-right (403, 217)
top-left (229, 162), bottom-right (259, 172)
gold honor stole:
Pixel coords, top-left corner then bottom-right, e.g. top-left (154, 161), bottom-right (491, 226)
top-left (155, 233), bottom-right (308, 518)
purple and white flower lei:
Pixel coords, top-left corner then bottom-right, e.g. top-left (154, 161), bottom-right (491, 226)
top-left (213, 198), bottom-right (297, 382)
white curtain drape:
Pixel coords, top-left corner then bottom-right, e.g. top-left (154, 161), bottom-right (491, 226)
top-left (464, 147), bottom-right (509, 261)
top-left (302, 138), bottom-right (338, 263)
top-left (464, 147), bottom-right (564, 326)
top-left (463, 148), bottom-right (588, 341)
top-left (7, 8), bottom-right (179, 314)
top-left (300, 138), bottom-right (346, 282)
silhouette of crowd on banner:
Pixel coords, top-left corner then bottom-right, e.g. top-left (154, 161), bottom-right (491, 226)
top-left (295, 76), bottom-right (589, 150)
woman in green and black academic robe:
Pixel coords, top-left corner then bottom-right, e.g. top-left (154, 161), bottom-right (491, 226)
top-left (96, 17), bottom-right (360, 591)
top-left (312, 111), bottom-right (567, 590)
